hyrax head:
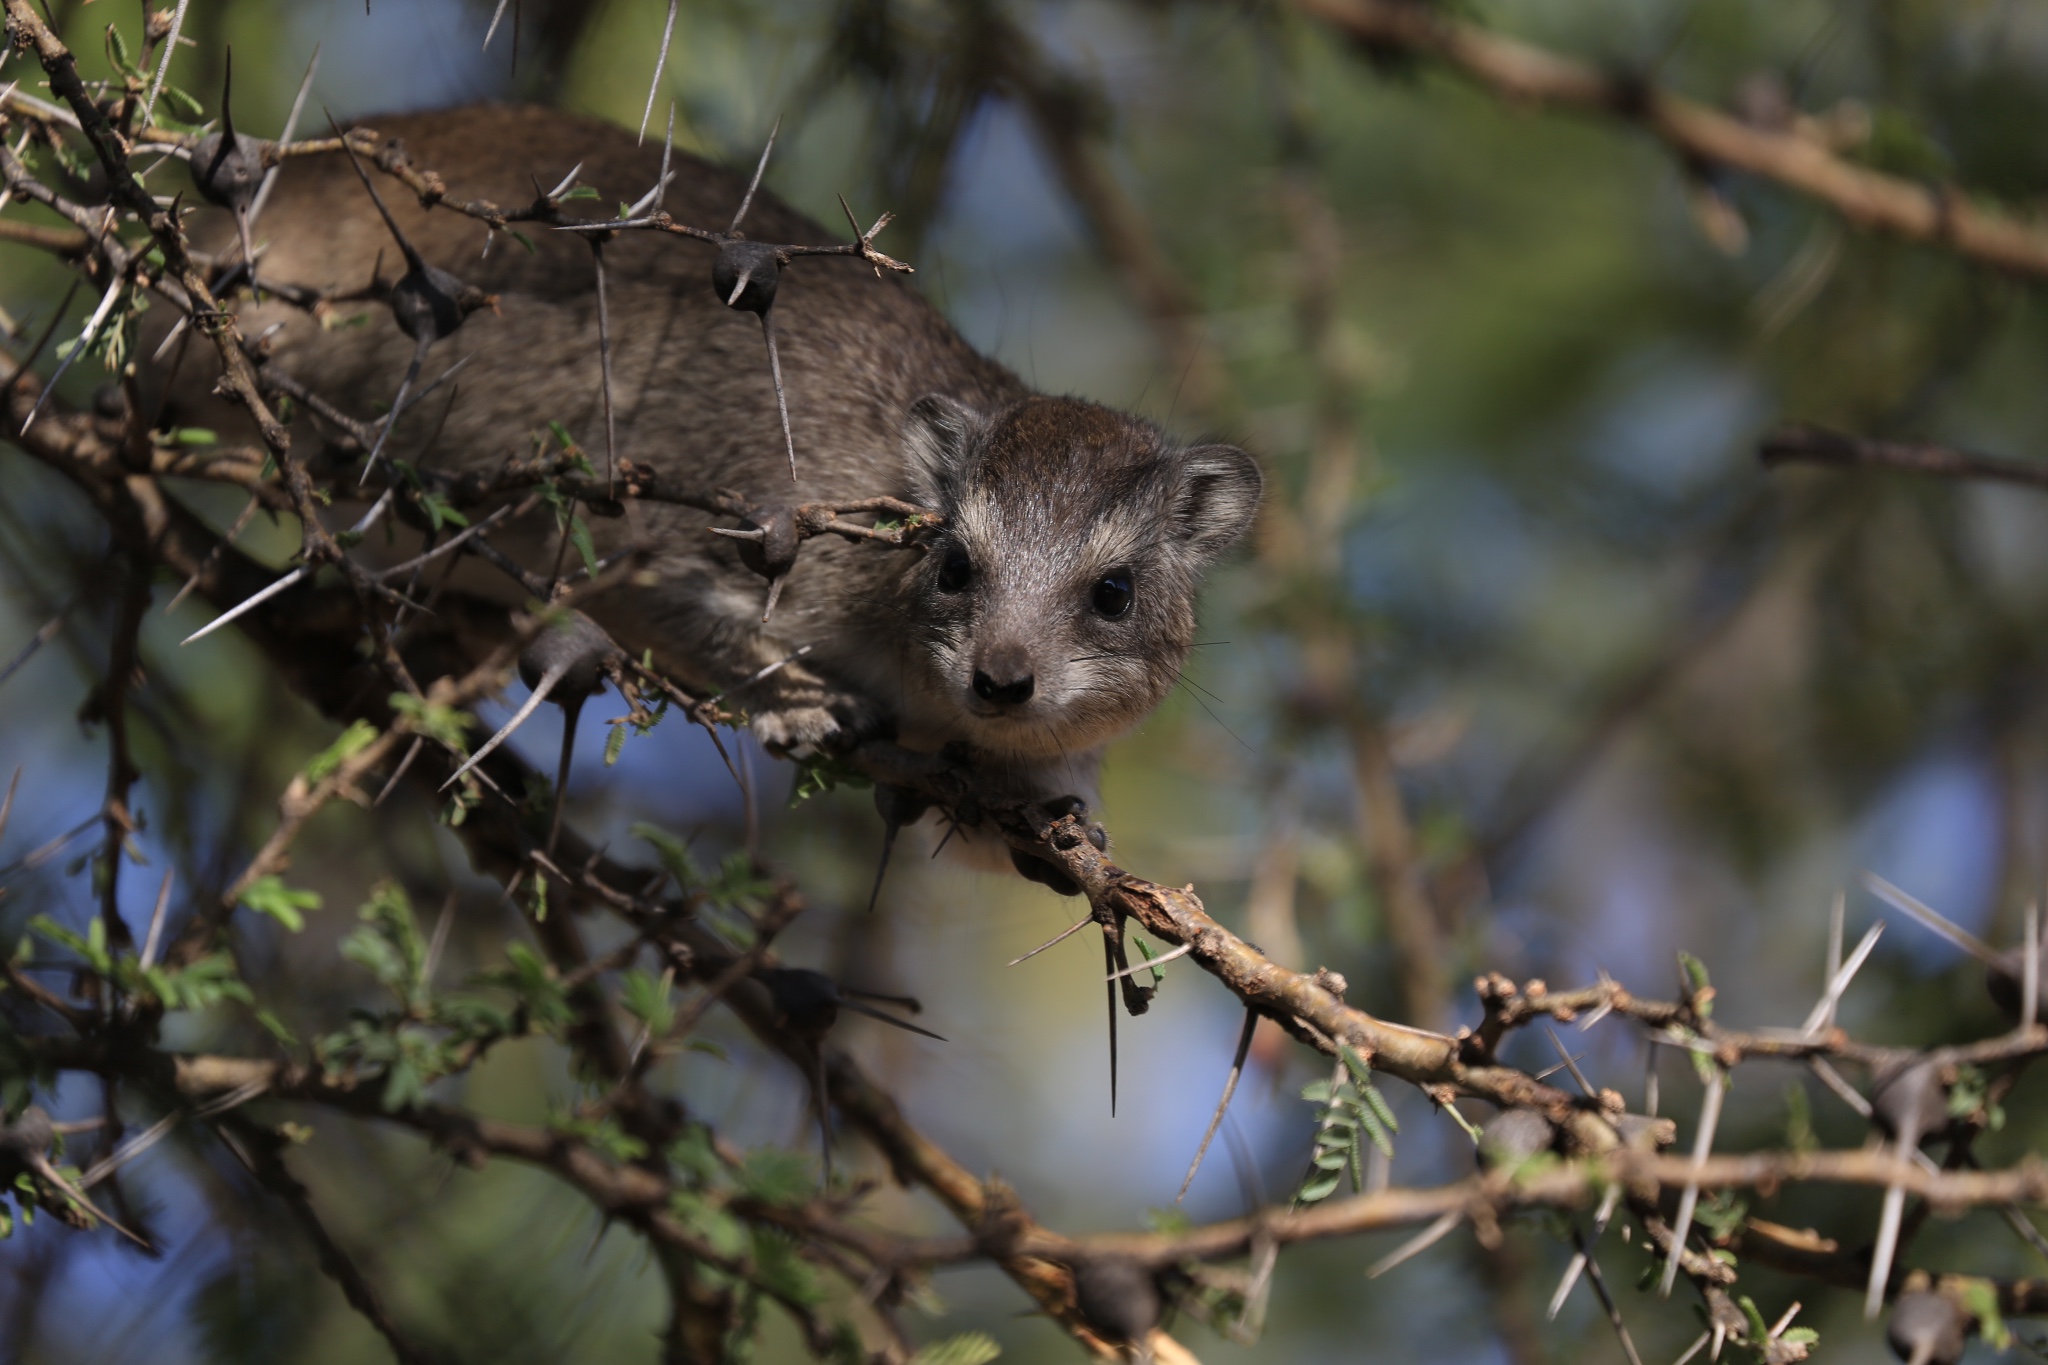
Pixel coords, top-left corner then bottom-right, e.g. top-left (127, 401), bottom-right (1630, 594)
top-left (898, 394), bottom-right (1261, 761)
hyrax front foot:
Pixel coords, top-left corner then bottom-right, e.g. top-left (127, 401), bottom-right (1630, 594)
top-left (1009, 794), bottom-right (1109, 896)
top-left (745, 680), bottom-right (889, 756)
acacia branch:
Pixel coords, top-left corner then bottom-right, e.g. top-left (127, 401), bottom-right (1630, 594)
top-left (1297, 0), bottom-right (2048, 279)
top-left (1760, 424), bottom-right (2048, 491)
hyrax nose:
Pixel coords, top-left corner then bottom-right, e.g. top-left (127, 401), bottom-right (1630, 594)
top-left (972, 646), bottom-right (1035, 706)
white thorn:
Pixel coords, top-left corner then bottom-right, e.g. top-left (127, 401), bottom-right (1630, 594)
top-left (440, 663), bottom-right (564, 790)
top-left (1659, 1068), bottom-right (1724, 1297)
top-left (1105, 942), bottom-right (1190, 982)
top-left (1861, 871), bottom-right (1998, 964)
top-left (1364, 1210), bottom-right (1462, 1279)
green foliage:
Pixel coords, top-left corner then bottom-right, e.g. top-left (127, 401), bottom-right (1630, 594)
top-left (1129, 933), bottom-right (1167, 987)
top-left (132, 953), bottom-right (254, 1012)
top-left (389, 692), bottom-right (472, 752)
top-left (620, 968), bottom-right (676, 1038)
top-left (1141, 1205), bottom-right (1193, 1235)
top-left (1692, 1191), bottom-right (1748, 1241)
top-left (303, 720), bottom-right (379, 784)
top-left (27, 915), bottom-right (111, 975)
top-left (567, 514), bottom-right (599, 577)
top-left (749, 1227), bottom-right (823, 1305)
top-left (672, 1189), bottom-right (749, 1261)
top-left (417, 489), bottom-right (470, 534)
top-left (605, 696), bottom-right (668, 767)
top-left (554, 1112), bottom-right (649, 1164)
top-left (237, 879), bottom-right (317, 933)
top-left (311, 888), bottom-right (570, 1108)
top-left (315, 1019), bottom-right (452, 1111)
top-left (633, 821), bottom-right (706, 887)
top-left (736, 1145), bottom-right (813, 1207)
top-left (668, 1124), bottom-right (727, 1185)
top-left (536, 454), bottom-right (600, 577)
top-left (1948, 1063), bottom-right (2006, 1131)
top-left (1678, 952), bottom-right (1713, 1018)
top-left (1956, 1278), bottom-right (2009, 1349)
top-left (339, 882), bottom-right (426, 1008)
top-left (1296, 1053), bottom-right (1395, 1204)
top-left (1782, 1083), bottom-right (1817, 1154)
top-left (706, 853), bottom-right (772, 911)
top-left (477, 943), bottom-right (573, 1036)
top-left (788, 752), bottom-right (872, 803)
top-left (54, 283), bottom-right (150, 375)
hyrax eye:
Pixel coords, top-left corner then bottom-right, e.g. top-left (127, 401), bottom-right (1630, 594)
top-left (937, 548), bottom-right (974, 593)
top-left (1092, 573), bottom-right (1133, 619)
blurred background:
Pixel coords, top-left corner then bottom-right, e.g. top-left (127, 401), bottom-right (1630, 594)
top-left (6, 0), bottom-right (2048, 1360)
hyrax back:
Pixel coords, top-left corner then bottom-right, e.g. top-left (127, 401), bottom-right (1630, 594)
top-left (165, 104), bottom-right (1260, 792)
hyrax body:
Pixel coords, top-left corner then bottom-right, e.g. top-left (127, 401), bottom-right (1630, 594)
top-left (164, 105), bottom-right (1261, 805)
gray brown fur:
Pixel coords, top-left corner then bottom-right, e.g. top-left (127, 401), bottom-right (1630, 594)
top-left (158, 104), bottom-right (1260, 802)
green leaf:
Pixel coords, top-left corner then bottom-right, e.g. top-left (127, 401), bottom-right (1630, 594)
top-left (669, 1125), bottom-right (726, 1186)
top-left (1356, 1101), bottom-right (1394, 1160)
top-left (1129, 933), bottom-right (1166, 986)
top-left (135, 953), bottom-right (253, 1011)
top-left (160, 84), bottom-right (206, 122)
top-left (1296, 1170), bottom-right (1341, 1203)
top-left (381, 1056), bottom-right (424, 1111)
top-left (737, 1146), bottom-right (813, 1207)
top-left (1782, 1082), bottom-right (1816, 1154)
top-left (750, 1227), bottom-right (823, 1305)
top-left (1956, 1279), bottom-right (2009, 1348)
top-left (561, 185), bottom-right (601, 201)
top-left (707, 852), bottom-right (772, 909)
top-left (620, 968), bottom-right (676, 1037)
top-left (603, 723), bottom-right (629, 766)
top-left (556, 1113), bottom-right (650, 1163)
top-left (567, 513), bottom-right (599, 577)
top-left (255, 1009), bottom-right (297, 1046)
top-left (416, 490), bottom-right (470, 533)
top-left (477, 943), bottom-right (572, 1035)
top-left (786, 751), bottom-right (872, 804)
top-left (106, 24), bottom-right (137, 77)
top-left (508, 229), bottom-right (535, 254)
top-left (341, 882), bottom-right (426, 1002)
top-left (670, 1188), bottom-right (747, 1259)
top-left (1678, 951), bottom-right (1713, 1018)
top-left (1694, 1191), bottom-right (1749, 1241)
top-left (240, 876), bottom-right (320, 933)
top-left (1141, 1206), bottom-right (1192, 1235)
top-left (305, 719), bottom-right (379, 783)
top-left (633, 823), bottom-right (704, 888)
top-left (390, 692), bottom-right (472, 752)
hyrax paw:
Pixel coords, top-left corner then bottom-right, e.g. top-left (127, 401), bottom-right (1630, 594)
top-left (749, 705), bottom-right (844, 754)
top-left (748, 693), bottom-right (889, 756)
top-left (1010, 847), bottom-right (1083, 897)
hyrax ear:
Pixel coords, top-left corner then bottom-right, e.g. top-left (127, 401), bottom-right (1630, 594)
top-left (1170, 444), bottom-right (1263, 559)
top-left (901, 394), bottom-right (983, 505)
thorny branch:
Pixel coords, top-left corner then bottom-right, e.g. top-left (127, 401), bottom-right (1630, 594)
top-left (1297, 0), bottom-right (2048, 280)
top-left (1760, 424), bottom-right (2048, 492)
top-left (3, 7), bottom-right (2048, 1364)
